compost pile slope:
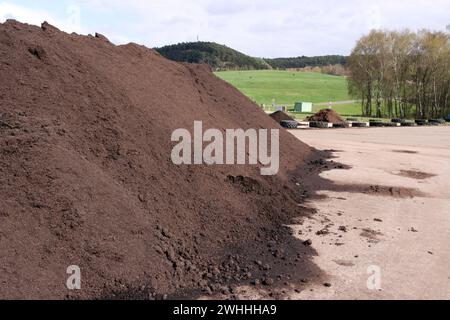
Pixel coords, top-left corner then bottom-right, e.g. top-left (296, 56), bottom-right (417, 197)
top-left (306, 109), bottom-right (346, 124)
top-left (269, 111), bottom-right (295, 123)
top-left (0, 21), bottom-right (322, 299)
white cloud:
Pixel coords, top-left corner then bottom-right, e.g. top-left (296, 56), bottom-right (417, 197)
top-left (0, 2), bottom-right (51, 26)
top-left (0, 1), bottom-right (84, 33)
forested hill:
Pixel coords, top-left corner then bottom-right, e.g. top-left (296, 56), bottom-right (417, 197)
top-left (155, 42), bottom-right (348, 71)
top-left (265, 55), bottom-right (348, 69)
top-left (155, 42), bottom-right (271, 71)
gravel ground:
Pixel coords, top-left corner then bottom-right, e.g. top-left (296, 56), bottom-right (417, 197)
top-left (286, 126), bottom-right (450, 299)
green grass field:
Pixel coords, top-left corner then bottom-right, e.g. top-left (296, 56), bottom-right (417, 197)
top-left (215, 70), bottom-right (352, 106)
top-left (215, 70), bottom-right (448, 121)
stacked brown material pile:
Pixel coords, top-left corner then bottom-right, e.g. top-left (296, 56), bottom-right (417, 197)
top-left (306, 109), bottom-right (347, 124)
top-left (0, 20), bottom-right (323, 299)
top-left (269, 111), bottom-right (295, 123)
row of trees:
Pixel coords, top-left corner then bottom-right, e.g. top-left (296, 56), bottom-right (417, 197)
top-left (348, 28), bottom-right (450, 119)
top-left (157, 42), bottom-right (349, 71)
top-left (156, 42), bottom-right (270, 71)
top-left (283, 64), bottom-right (350, 76)
top-left (266, 55), bottom-right (348, 69)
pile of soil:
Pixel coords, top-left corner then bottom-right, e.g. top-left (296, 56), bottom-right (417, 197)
top-left (306, 109), bottom-right (347, 124)
top-left (0, 21), bottom-right (324, 299)
top-left (269, 111), bottom-right (295, 123)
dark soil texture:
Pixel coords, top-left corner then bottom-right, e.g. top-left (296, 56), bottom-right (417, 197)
top-left (269, 111), bottom-right (295, 123)
top-left (306, 109), bottom-right (347, 124)
top-left (0, 20), bottom-right (328, 299)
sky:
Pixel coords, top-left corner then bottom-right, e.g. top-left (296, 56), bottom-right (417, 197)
top-left (0, 0), bottom-right (449, 58)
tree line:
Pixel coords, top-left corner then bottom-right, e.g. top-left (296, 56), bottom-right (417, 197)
top-left (156, 42), bottom-right (349, 71)
top-left (348, 28), bottom-right (450, 119)
top-left (288, 64), bottom-right (350, 76)
top-left (265, 55), bottom-right (348, 69)
top-left (156, 42), bottom-right (270, 71)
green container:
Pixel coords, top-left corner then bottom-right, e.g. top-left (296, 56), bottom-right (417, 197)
top-left (294, 102), bottom-right (313, 113)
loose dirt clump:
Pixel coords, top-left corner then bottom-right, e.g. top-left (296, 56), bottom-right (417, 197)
top-left (0, 20), bottom-right (325, 299)
top-left (334, 184), bottom-right (427, 198)
top-left (333, 260), bottom-right (355, 267)
top-left (306, 109), bottom-right (347, 124)
top-left (392, 150), bottom-right (419, 154)
top-left (395, 170), bottom-right (436, 180)
top-left (269, 111), bottom-right (295, 123)
top-left (360, 228), bottom-right (383, 244)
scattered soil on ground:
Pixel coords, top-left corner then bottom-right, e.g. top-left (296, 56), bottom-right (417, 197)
top-left (306, 109), bottom-right (347, 124)
top-left (347, 184), bottom-right (427, 198)
top-left (0, 20), bottom-right (328, 299)
top-left (333, 260), bottom-right (355, 267)
top-left (392, 150), bottom-right (419, 154)
top-left (395, 170), bottom-right (436, 180)
top-left (359, 228), bottom-right (383, 244)
top-left (269, 111), bottom-right (295, 123)
top-left (309, 180), bottom-right (427, 200)
top-left (296, 157), bottom-right (426, 200)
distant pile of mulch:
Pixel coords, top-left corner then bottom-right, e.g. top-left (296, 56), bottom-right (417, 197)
top-left (306, 109), bottom-right (347, 124)
top-left (269, 111), bottom-right (295, 123)
top-left (0, 20), bottom-right (325, 299)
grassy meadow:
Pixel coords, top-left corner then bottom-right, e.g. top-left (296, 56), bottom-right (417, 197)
top-left (215, 70), bottom-right (352, 106)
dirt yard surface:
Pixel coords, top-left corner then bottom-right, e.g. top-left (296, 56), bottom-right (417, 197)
top-left (287, 126), bottom-right (450, 299)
